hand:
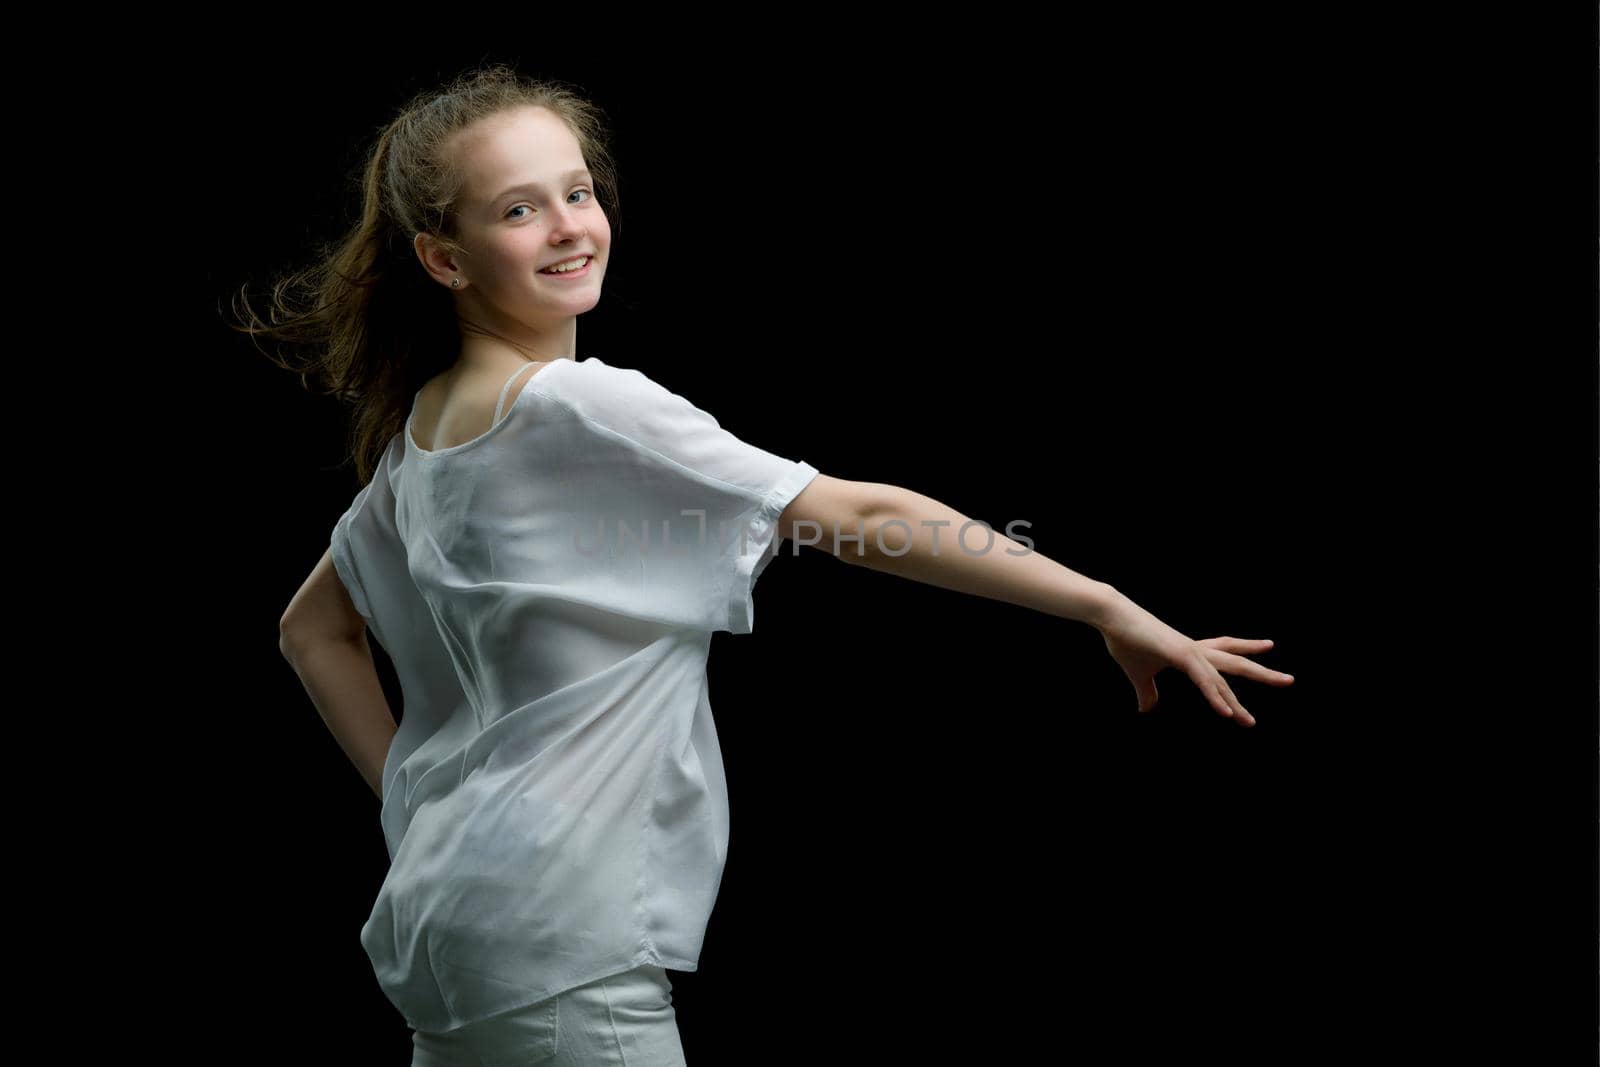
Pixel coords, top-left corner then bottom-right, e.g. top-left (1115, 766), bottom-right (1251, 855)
top-left (1094, 592), bottom-right (1294, 727)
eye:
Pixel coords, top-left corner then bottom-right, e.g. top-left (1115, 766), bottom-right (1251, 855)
top-left (506, 188), bottom-right (593, 220)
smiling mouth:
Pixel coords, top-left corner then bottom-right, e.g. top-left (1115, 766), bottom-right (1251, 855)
top-left (539, 255), bottom-right (594, 275)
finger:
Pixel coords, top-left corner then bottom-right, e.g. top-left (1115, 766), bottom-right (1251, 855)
top-left (1205, 648), bottom-right (1296, 686)
top-left (1184, 656), bottom-right (1235, 719)
top-left (1191, 657), bottom-right (1242, 718)
top-left (1131, 673), bottom-right (1159, 713)
top-left (1205, 681), bottom-right (1235, 719)
top-left (1196, 636), bottom-right (1276, 653)
top-left (1214, 679), bottom-right (1255, 727)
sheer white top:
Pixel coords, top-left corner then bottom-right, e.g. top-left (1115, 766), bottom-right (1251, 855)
top-left (329, 356), bottom-right (820, 1032)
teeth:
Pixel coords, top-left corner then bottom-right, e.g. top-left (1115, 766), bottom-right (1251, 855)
top-left (542, 256), bottom-right (590, 273)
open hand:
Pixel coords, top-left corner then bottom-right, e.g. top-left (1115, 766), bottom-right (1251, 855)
top-left (1095, 593), bottom-right (1294, 727)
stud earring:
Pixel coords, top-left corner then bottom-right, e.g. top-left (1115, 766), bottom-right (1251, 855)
top-left (451, 278), bottom-right (461, 288)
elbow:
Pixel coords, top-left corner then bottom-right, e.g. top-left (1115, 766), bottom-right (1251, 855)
top-left (278, 602), bottom-right (314, 651)
top-left (279, 619), bottom-right (363, 656)
top-left (278, 611), bottom-right (330, 657)
top-left (278, 621), bottom-right (307, 658)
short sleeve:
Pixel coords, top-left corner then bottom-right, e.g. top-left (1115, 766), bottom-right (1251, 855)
top-left (718, 457), bottom-right (820, 633)
top-left (329, 481), bottom-right (375, 623)
top-left (546, 361), bottom-right (821, 634)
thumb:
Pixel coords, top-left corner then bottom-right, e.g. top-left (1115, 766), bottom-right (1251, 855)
top-left (1133, 675), bottom-right (1159, 713)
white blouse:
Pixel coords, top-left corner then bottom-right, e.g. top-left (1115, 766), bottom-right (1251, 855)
top-left (328, 356), bottom-right (820, 1033)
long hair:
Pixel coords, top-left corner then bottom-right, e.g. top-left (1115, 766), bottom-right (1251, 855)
top-left (224, 64), bottom-right (622, 485)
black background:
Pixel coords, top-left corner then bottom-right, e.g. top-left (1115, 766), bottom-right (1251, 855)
top-left (61, 12), bottom-right (1594, 1065)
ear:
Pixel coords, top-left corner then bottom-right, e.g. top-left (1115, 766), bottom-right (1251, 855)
top-left (413, 231), bottom-right (459, 289)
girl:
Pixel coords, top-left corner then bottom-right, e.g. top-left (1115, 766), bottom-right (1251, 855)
top-left (246, 64), bottom-right (1293, 1067)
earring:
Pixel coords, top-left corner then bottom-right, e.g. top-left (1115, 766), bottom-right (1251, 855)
top-left (451, 277), bottom-right (461, 288)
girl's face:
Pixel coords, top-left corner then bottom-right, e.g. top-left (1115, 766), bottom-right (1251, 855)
top-left (444, 105), bottom-right (610, 331)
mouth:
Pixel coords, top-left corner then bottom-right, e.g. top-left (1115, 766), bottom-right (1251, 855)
top-left (538, 254), bottom-right (595, 279)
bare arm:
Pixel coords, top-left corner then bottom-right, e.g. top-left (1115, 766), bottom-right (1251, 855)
top-left (779, 477), bottom-right (1123, 628)
top-left (279, 551), bottom-right (396, 799)
top-left (279, 632), bottom-right (396, 800)
top-left (778, 476), bottom-right (1293, 725)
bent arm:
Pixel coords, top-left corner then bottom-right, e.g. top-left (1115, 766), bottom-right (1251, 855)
top-left (779, 476), bottom-right (1123, 629)
top-left (279, 632), bottom-right (396, 801)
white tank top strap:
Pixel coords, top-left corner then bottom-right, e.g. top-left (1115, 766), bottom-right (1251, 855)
top-left (492, 362), bottom-right (542, 426)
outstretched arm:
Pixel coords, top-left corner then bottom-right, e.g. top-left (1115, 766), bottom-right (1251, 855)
top-left (782, 477), bottom-right (1122, 626)
top-left (778, 476), bottom-right (1294, 726)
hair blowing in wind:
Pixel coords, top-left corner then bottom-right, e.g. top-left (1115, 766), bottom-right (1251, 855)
top-left (222, 64), bottom-right (623, 485)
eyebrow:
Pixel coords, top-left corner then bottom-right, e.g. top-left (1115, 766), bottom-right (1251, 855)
top-left (490, 168), bottom-right (594, 206)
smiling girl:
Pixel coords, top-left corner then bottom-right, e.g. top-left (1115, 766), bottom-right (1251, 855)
top-left (234, 63), bottom-right (1293, 1067)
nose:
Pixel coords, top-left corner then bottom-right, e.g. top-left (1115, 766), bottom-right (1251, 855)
top-left (546, 202), bottom-right (590, 247)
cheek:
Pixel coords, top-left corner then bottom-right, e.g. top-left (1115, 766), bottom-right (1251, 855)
top-left (511, 231), bottom-right (549, 262)
top-left (482, 233), bottom-right (545, 278)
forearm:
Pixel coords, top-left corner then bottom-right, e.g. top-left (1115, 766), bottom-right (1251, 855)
top-left (279, 632), bottom-right (397, 801)
top-left (836, 483), bottom-right (1125, 629)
